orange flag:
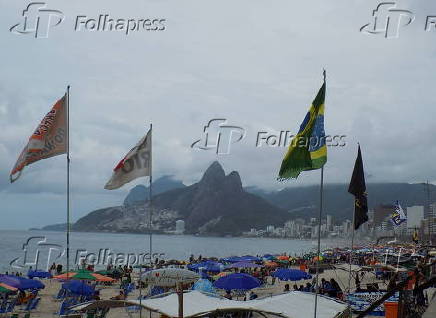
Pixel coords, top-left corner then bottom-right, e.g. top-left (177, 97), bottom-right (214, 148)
top-left (10, 95), bottom-right (68, 182)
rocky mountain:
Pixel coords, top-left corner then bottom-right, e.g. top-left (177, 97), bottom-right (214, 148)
top-left (151, 162), bottom-right (290, 235)
top-left (73, 162), bottom-right (290, 235)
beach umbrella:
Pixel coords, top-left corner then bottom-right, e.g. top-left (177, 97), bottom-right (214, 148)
top-left (263, 254), bottom-right (276, 261)
top-left (62, 280), bottom-right (94, 296)
top-left (277, 255), bottom-right (289, 261)
top-left (0, 275), bottom-right (45, 290)
top-left (0, 283), bottom-right (18, 294)
top-left (27, 270), bottom-right (52, 279)
top-left (212, 271), bottom-right (231, 280)
top-left (53, 270), bottom-right (115, 282)
top-left (222, 256), bottom-right (262, 263)
top-left (141, 268), bottom-right (200, 318)
top-left (264, 261), bottom-right (279, 268)
top-left (141, 268), bottom-right (199, 287)
top-left (272, 269), bottom-right (312, 281)
top-left (225, 261), bottom-right (263, 269)
top-left (188, 261), bottom-right (223, 273)
top-left (213, 273), bottom-right (261, 291)
top-left (313, 256), bottom-right (324, 262)
top-left (193, 279), bottom-right (216, 294)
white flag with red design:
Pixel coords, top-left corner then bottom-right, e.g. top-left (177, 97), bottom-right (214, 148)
top-left (104, 130), bottom-right (151, 190)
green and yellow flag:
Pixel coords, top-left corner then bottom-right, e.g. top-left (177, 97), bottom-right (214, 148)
top-left (278, 78), bottom-right (327, 179)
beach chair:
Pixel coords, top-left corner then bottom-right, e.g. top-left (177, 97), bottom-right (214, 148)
top-left (57, 300), bottom-right (73, 316)
top-left (53, 288), bottom-right (66, 300)
top-left (28, 298), bottom-right (40, 311)
top-left (4, 298), bottom-right (17, 314)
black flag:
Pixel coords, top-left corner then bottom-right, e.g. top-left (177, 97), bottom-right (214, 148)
top-left (348, 145), bottom-right (368, 230)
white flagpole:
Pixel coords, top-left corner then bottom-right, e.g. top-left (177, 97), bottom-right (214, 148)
top-left (148, 123), bottom-right (153, 318)
top-left (313, 70), bottom-right (326, 318)
top-left (149, 123), bottom-right (153, 265)
top-left (313, 166), bottom-right (324, 318)
top-left (66, 85), bottom-right (71, 279)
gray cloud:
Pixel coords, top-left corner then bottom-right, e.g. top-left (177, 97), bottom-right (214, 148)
top-left (1, 0), bottom-right (436, 228)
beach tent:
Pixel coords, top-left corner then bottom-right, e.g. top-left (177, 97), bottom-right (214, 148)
top-left (0, 275), bottom-right (45, 290)
top-left (70, 290), bottom-right (349, 318)
top-left (192, 279), bottom-right (216, 294)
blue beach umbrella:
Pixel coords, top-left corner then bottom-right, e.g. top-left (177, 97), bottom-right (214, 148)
top-left (213, 273), bottom-right (261, 291)
top-left (225, 261), bottom-right (263, 269)
top-left (271, 269), bottom-right (312, 281)
top-left (0, 275), bottom-right (45, 290)
top-left (62, 280), bottom-right (94, 296)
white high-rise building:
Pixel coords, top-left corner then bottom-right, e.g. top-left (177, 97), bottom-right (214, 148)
top-left (326, 215), bottom-right (332, 231)
top-left (406, 206), bottom-right (424, 229)
top-left (175, 220), bottom-right (185, 234)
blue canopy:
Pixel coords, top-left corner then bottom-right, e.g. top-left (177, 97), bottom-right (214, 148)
top-left (221, 256), bottom-right (262, 263)
top-left (271, 269), bottom-right (312, 281)
top-left (213, 273), bottom-right (261, 291)
top-left (62, 280), bottom-right (94, 296)
top-left (27, 270), bottom-right (52, 279)
top-left (193, 279), bottom-right (216, 294)
top-left (225, 261), bottom-right (263, 269)
top-left (0, 275), bottom-right (45, 290)
top-left (188, 261), bottom-right (223, 273)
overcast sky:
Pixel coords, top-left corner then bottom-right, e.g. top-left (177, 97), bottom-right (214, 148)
top-left (1, 0), bottom-right (436, 229)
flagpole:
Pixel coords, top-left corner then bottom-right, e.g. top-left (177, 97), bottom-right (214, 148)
top-left (149, 123), bottom-right (153, 265)
top-left (66, 85), bottom-right (71, 279)
top-left (148, 123), bottom-right (153, 318)
top-left (348, 145), bottom-right (359, 296)
top-left (313, 166), bottom-right (324, 318)
top-left (313, 70), bottom-right (327, 318)
top-left (348, 210), bottom-right (356, 290)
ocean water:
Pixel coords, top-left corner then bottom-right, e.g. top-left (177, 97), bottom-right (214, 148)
top-left (0, 230), bottom-right (323, 273)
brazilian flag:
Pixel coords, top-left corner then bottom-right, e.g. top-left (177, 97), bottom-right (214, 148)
top-left (278, 79), bottom-right (327, 179)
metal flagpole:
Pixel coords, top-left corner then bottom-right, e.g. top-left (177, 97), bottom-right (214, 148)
top-left (313, 70), bottom-right (326, 318)
top-left (348, 204), bottom-right (356, 318)
top-left (313, 166), bottom-right (324, 318)
top-left (348, 167), bottom-right (357, 294)
top-left (149, 123), bottom-right (153, 264)
top-left (66, 85), bottom-right (71, 279)
top-left (148, 123), bottom-right (153, 318)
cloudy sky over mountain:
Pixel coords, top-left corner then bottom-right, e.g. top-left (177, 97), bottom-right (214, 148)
top-left (1, 0), bottom-right (436, 229)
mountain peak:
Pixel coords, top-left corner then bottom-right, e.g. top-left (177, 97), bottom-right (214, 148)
top-left (200, 161), bottom-right (226, 183)
top-left (225, 171), bottom-right (242, 191)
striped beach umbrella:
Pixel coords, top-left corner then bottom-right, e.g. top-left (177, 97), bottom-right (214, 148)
top-left (0, 283), bottom-right (18, 293)
top-left (53, 269), bottom-right (115, 282)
